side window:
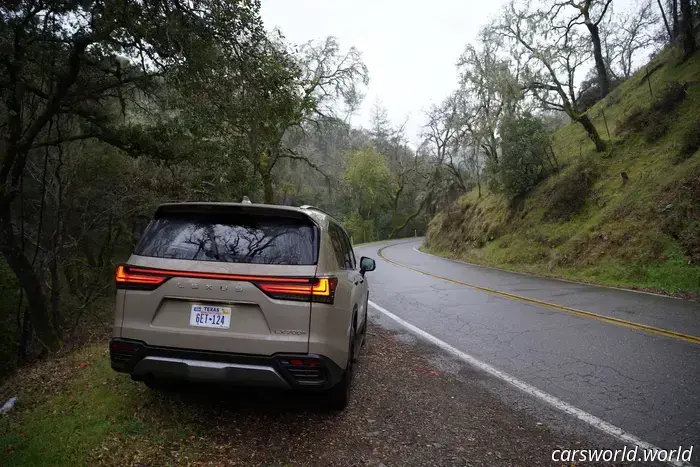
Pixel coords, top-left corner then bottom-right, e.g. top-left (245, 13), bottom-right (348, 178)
top-left (329, 225), bottom-right (347, 269)
top-left (329, 224), bottom-right (353, 269)
top-left (340, 229), bottom-right (356, 269)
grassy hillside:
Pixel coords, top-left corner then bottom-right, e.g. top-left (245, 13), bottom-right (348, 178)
top-left (425, 47), bottom-right (700, 297)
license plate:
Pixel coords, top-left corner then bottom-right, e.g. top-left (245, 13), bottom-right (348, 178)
top-left (189, 304), bottom-right (231, 329)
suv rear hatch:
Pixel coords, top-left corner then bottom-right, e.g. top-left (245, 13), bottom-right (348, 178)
top-left (116, 203), bottom-right (322, 355)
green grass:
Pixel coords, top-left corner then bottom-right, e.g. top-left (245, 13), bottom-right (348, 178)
top-left (0, 346), bottom-right (201, 466)
top-left (425, 242), bottom-right (700, 296)
top-left (426, 46), bottom-right (700, 297)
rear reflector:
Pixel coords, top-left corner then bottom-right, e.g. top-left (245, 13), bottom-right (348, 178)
top-left (115, 265), bottom-right (337, 303)
top-left (109, 340), bottom-right (141, 352)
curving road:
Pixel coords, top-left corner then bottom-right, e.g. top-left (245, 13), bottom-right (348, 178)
top-left (356, 239), bottom-right (700, 463)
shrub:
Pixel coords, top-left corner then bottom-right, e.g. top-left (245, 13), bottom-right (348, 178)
top-left (616, 107), bottom-right (651, 137)
top-left (660, 169), bottom-right (700, 263)
top-left (651, 82), bottom-right (687, 115)
top-left (543, 159), bottom-right (599, 222)
top-left (644, 119), bottom-right (670, 142)
top-left (616, 82), bottom-right (687, 142)
top-left (675, 120), bottom-right (700, 163)
top-left (492, 113), bottom-right (553, 201)
top-left (344, 211), bottom-right (377, 244)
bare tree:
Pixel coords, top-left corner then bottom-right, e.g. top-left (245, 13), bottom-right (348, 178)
top-left (550, 0), bottom-right (615, 97)
top-left (457, 28), bottom-right (523, 165)
top-left (422, 94), bottom-right (471, 192)
top-left (608, 1), bottom-right (662, 78)
top-left (657, 0), bottom-right (674, 41)
top-left (495, 1), bottom-right (607, 152)
top-left (672, 0), bottom-right (680, 38)
top-left (260, 36), bottom-right (369, 203)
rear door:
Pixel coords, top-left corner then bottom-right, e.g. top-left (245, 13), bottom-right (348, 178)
top-left (118, 205), bottom-right (318, 355)
top-left (328, 223), bottom-right (363, 326)
top-left (339, 228), bottom-right (366, 329)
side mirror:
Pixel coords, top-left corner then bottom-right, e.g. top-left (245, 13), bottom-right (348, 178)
top-left (359, 256), bottom-right (376, 275)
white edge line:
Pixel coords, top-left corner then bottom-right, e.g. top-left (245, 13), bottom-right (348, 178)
top-left (411, 245), bottom-right (684, 301)
top-left (368, 300), bottom-right (694, 467)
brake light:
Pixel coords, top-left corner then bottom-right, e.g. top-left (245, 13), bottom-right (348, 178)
top-left (114, 264), bottom-right (336, 303)
top-left (255, 277), bottom-right (337, 304)
top-left (115, 265), bottom-right (168, 290)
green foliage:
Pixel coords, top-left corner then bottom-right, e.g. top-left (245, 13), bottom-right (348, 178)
top-left (426, 46), bottom-right (700, 296)
top-left (491, 114), bottom-right (552, 201)
top-left (617, 81), bottom-right (688, 143)
top-left (344, 147), bottom-right (394, 219)
top-left (344, 212), bottom-right (378, 244)
top-left (676, 120), bottom-right (700, 162)
top-left (659, 168), bottom-right (700, 263)
top-left (543, 160), bottom-right (599, 222)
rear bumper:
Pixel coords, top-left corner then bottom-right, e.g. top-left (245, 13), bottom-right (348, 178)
top-left (109, 338), bottom-right (344, 390)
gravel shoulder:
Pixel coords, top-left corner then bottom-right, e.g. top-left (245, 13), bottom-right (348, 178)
top-left (1, 322), bottom-right (630, 467)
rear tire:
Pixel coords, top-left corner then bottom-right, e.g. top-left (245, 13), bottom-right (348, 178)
top-left (327, 316), bottom-right (356, 411)
top-left (361, 293), bottom-right (369, 346)
top-left (327, 368), bottom-right (352, 411)
top-left (143, 377), bottom-right (175, 392)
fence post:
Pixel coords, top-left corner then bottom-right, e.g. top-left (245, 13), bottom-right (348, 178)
top-left (646, 67), bottom-right (654, 99)
top-left (601, 107), bottom-right (611, 138)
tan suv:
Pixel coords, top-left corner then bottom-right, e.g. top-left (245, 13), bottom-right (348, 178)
top-left (110, 202), bottom-right (375, 410)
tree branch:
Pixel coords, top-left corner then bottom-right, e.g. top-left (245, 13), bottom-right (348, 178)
top-left (278, 152), bottom-right (330, 180)
top-left (594, 0), bottom-right (615, 26)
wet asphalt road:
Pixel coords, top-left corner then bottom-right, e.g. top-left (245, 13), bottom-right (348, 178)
top-left (356, 239), bottom-right (700, 461)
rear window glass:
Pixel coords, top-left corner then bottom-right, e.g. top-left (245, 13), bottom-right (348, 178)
top-left (133, 214), bottom-right (318, 265)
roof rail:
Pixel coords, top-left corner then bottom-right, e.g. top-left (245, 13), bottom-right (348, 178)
top-left (299, 205), bottom-right (331, 216)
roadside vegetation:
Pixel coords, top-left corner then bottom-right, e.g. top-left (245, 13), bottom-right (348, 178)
top-left (424, 1), bottom-right (700, 297)
top-left (0, 0), bottom-right (434, 378)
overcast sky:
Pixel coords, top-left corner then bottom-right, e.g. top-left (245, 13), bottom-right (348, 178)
top-left (260, 0), bottom-right (636, 144)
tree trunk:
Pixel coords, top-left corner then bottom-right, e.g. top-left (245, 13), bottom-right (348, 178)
top-left (262, 174), bottom-right (274, 204)
top-left (18, 306), bottom-right (32, 358)
top-left (680, 0), bottom-right (696, 59)
top-left (1, 240), bottom-right (61, 351)
top-left (489, 134), bottom-right (498, 163)
top-left (49, 252), bottom-right (61, 338)
top-left (672, 0), bottom-right (679, 39)
top-left (587, 22), bottom-right (611, 97)
top-left (657, 0), bottom-right (673, 42)
top-left (576, 114), bottom-right (607, 152)
top-left (389, 193), bottom-right (429, 239)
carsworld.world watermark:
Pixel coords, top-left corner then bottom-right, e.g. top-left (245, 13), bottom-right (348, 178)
top-left (552, 446), bottom-right (694, 463)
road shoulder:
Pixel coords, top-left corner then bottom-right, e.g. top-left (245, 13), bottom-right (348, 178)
top-left (0, 322), bottom-right (620, 466)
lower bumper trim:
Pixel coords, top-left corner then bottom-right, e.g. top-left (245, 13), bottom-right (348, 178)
top-left (110, 338), bottom-right (344, 389)
top-left (133, 356), bottom-right (290, 388)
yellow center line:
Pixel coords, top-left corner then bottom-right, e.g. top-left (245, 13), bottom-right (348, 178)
top-left (377, 244), bottom-right (700, 345)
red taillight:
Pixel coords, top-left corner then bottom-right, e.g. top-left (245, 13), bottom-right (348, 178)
top-left (115, 264), bottom-right (336, 303)
top-left (115, 265), bottom-right (168, 290)
top-left (255, 277), bottom-right (337, 304)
